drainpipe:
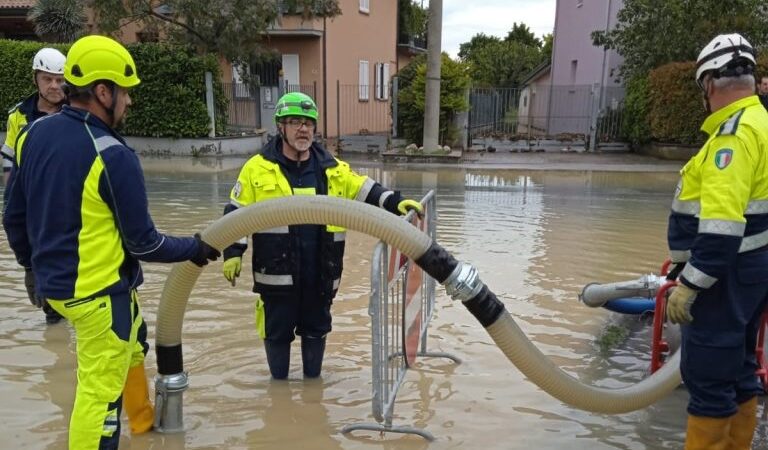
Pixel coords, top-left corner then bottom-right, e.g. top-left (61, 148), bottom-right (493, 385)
top-left (545, 1), bottom-right (559, 136)
top-left (323, 17), bottom-right (328, 140)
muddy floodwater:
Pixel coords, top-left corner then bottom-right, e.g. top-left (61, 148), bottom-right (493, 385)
top-left (1, 156), bottom-right (766, 449)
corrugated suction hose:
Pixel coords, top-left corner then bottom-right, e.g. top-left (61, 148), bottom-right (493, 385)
top-left (156, 196), bottom-right (680, 414)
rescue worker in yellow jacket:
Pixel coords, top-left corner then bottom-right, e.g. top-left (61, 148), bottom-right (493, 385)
top-left (221, 92), bottom-right (423, 379)
top-left (2, 35), bottom-right (220, 449)
top-left (666, 33), bottom-right (768, 450)
top-left (2, 47), bottom-right (67, 325)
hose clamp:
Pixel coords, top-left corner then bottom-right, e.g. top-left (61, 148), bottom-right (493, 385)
top-left (444, 261), bottom-right (484, 302)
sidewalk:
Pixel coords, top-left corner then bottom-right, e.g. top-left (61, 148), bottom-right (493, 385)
top-left (346, 150), bottom-right (685, 173)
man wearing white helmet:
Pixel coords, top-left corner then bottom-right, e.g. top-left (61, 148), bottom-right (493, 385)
top-left (666, 33), bottom-right (768, 449)
top-left (2, 47), bottom-right (67, 185)
top-left (1, 47), bottom-right (67, 325)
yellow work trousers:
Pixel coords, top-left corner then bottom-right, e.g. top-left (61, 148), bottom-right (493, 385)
top-left (48, 290), bottom-right (146, 450)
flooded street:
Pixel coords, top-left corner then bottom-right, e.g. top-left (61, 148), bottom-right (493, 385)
top-left (1, 156), bottom-right (766, 449)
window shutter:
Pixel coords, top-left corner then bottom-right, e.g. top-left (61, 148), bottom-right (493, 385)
top-left (359, 60), bottom-right (369, 101)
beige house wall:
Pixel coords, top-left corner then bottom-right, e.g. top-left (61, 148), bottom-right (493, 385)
top-left (322, 0), bottom-right (397, 137)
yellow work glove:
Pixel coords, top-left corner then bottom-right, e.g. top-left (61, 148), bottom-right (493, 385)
top-left (397, 199), bottom-right (423, 217)
top-left (223, 257), bottom-right (242, 286)
top-left (666, 284), bottom-right (697, 324)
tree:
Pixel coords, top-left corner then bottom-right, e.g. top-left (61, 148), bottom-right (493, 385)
top-left (541, 33), bottom-right (553, 62)
top-left (591, 0), bottom-right (768, 80)
top-left (28, 0), bottom-right (86, 43)
top-left (398, 0), bottom-right (427, 44)
top-left (505, 22), bottom-right (540, 47)
top-left (88, 0), bottom-right (341, 61)
top-left (458, 33), bottom-right (500, 61)
top-left (458, 26), bottom-right (546, 87)
top-left (398, 53), bottom-right (470, 146)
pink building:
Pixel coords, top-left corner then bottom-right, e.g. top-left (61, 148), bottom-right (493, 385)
top-left (518, 0), bottom-right (625, 137)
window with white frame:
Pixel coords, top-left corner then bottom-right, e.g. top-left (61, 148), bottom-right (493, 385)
top-left (374, 62), bottom-right (389, 100)
top-left (359, 60), bottom-right (370, 101)
top-left (359, 0), bottom-right (369, 13)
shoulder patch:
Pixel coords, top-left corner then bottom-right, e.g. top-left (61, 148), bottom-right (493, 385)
top-left (714, 148), bottom-right (734, 170)
top-left (717, 108), bottom-right (745, 136)
top-left (232, 181), bottom-right (242, 198)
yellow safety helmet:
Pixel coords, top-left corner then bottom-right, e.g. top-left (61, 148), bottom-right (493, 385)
top-left (64, 35), bottom-right (140, 88)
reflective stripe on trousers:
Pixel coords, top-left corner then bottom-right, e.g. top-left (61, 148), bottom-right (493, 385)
top-left (47, 290), bottom-right (147, 450)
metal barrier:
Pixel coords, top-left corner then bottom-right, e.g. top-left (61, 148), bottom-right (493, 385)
top-left (341, 190), bottom-right (460, 441)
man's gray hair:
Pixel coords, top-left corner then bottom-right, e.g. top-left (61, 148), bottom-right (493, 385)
top-left (712, 74), bottom-right (756, 91)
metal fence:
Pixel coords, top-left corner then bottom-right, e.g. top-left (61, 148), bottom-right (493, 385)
top-left (336, 82), bottom-right (392, 137)
top-left (220, 82), bottom-right (318, 133)
top-left (341, 190), bottom-right (459, 441)
top-left (470, 84), bottom-right (626, 146)
top-left (221, 83), bottom-right (260, 132)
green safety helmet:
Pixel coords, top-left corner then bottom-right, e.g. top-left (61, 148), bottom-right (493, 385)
top-left (64, 35), bottom-right (140, 88)
top-left (274, 92), bottom-right (318, 122)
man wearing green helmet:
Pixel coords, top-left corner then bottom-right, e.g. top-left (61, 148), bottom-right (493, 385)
top-left (3, 35), bottom-right (221, 449)
top-left (221, 91), bottom-right (423, 380)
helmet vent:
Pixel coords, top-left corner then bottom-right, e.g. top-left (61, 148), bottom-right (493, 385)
top-left (124, 65), bottom-right (134, 77)
top-left (71, 65), bottom-right (83, 77)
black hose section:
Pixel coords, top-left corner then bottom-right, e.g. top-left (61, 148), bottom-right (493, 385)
top-left (156, 344), bottom-right (184, 375)
top-left (463, 285), bottom-right (507, 327)
top-left (415, 241), bottom-right (460, 283)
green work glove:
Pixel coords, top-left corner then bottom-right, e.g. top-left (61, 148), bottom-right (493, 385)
top-left (666, 284), bottom-right (697, 324)
top-left (223, 257), bottom-right (242, 286)
top-left (397, 199), bottom-right (423, 217)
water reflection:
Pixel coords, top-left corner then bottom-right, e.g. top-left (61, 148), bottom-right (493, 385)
top-left (1, 157), bottom-right (766, 449)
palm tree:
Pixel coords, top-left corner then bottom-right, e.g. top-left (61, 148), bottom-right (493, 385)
top-left (28, 0), bottom-right (86, 43)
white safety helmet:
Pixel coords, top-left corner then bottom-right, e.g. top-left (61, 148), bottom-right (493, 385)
top-left (696, 33), bottom-right (755, 88)
top-left (32, 48), bottom-right (66, 75)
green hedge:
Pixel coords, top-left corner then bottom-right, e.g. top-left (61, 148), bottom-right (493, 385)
top-left (0, 40), bottom-right (228, 138)
top-left (647, 62), bottom-right (705, 145)
top-left (630, 55), bottom-right (768, 146)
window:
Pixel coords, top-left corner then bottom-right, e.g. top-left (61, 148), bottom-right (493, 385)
top-left (570, 60), bottom-right (578, 84)
top-left (359, 60), bottom-right (370, 101)
top-left (359, 0), bottom-right (369, 13)
top-left (374, 63), bottom-right (389, 100)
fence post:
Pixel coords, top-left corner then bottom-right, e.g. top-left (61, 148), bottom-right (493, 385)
top-left (588, 83), bottom-right (600, 152)
top-left (336, 80), bottom-right (341, 152)
top-left (205, 71), bottom-right (216, 138)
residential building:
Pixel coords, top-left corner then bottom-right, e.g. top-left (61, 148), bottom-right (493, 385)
top-left (518, 0), bottom-right (625, 137)
top-left (0, 0), bottom-right (421, 140)
top-left (0, 0), bottom-right (35, 40)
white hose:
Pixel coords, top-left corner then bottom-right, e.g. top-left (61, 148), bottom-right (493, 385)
top-left (156, 196), bottom-right (681, 413)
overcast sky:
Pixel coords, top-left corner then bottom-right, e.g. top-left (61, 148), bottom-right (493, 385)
top-left (441, 0), bottom-right (557, 57)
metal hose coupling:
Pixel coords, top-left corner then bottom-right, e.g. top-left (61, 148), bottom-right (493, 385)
top-left (444, 261), bottom-right (485, 302)
top-left (154, 372), bottom-right (189, 433)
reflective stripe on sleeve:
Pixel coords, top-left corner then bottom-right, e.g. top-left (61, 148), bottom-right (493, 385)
top-left (671, 199), bottom-right (700, 215)
top-left (698, 219), bottom-right (745, 237)
top-left (378, 190), bottom-right (394, 209)
top-left (681, 264), bottom-right (717, 289)
top-left (355, 178), bottom-right (376, 202)
top-left (669, 250), bottom-right (691, 263)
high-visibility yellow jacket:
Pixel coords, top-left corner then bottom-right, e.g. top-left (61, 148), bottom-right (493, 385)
top-left (3, 106), bottom-right (199, 299)
top-left (223, 137), bottom-right (405, 299)
top-left (668, 95), bottom-right (768, 289)
top-left (1, 93), bottom-right (46, 173)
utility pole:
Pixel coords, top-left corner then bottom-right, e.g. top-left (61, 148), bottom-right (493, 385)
top-left (422, 0), bottom-right (442, 152)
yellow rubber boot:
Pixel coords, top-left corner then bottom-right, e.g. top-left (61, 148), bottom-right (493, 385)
top-left (729, 397), bottom-right (757, 450)
top-left (124, 363), bottom-right (154, 434)
top-left (684, 414), bottom-right (732, 450)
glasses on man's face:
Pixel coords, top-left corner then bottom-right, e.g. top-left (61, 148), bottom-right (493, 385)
top-left (284, 117), bottom-right (316, 129)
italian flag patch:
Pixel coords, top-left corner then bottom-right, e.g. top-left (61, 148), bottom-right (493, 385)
top-left (714, 148), bottom-right (733, 170)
